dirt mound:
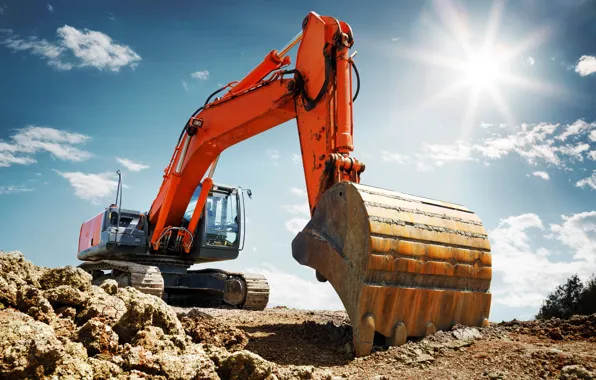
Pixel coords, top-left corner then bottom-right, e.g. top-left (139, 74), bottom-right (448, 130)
top-left (495, 314), bottom-right (596, 342)
top-left (2, 249), bottom-right (596, 379)
top-left (180, 314), bottom-right (249, 352)
top-left (0, 250), bottom-right (278, 379)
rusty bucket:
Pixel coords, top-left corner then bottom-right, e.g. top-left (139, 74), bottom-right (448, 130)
top-left (292, 182), bottom-right (492, 357)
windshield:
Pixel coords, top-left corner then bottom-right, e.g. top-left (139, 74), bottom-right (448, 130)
top-left (205, 191), bottom-right (239, 247)
top-left (182, 185), bottom-right (240, 248)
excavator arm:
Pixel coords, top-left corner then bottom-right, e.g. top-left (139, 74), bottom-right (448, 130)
top-left (79, 11), bottom-right (493, 358)
top-left (148, 12), bottom-right (364, 251)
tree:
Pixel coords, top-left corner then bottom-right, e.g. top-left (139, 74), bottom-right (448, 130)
top-left (536, 274), bottom-right (585, 319)
top-left (578, 275), bottom-right (596, 316)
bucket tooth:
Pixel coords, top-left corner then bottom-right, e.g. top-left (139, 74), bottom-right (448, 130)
top-left (292, 182), bottom-right (492, 357)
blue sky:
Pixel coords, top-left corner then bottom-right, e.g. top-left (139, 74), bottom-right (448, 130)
top-left (0, 0), bottom-right (595, 322)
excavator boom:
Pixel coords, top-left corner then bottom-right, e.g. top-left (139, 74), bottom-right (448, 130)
top-left (147, 12), bottom-right (364, 245)
top-left (77, 11), bottom-right (493, 357)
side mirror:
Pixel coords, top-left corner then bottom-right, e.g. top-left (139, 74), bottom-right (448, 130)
top-left (247, 189), bottom-right (252, 199)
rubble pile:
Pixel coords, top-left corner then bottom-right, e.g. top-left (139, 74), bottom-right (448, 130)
top-left (496, 315), bottom-right (596, 342)
top-left (1, 249), bottom-right (595, 379)
top-left (0, 251), bottom-right (328, 379)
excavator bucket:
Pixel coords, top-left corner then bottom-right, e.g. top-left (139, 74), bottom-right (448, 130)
top-left (292, 181), bottom-right (492, 357)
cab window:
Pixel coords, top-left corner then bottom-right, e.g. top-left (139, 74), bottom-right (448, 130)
top-left (204, 191), bottom-right (239, 248)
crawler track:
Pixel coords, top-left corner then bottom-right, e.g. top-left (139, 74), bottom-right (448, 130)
top-left (78, 260), bottom-right (270, 310)
top-left (79, 260), bottom-right (165, 298)
top-left (241, 273), bottom-right (270, 311)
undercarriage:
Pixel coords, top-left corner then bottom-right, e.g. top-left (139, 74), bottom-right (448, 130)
top-left (78, 259), bottom-right (270, 310)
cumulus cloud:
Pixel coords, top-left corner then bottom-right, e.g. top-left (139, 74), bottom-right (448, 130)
top-left (490, 212), bottom-right (596, 309)
top-left (191, 70), bottom-right (209, 80)
top-left (0, 185), bottom-right (34, 195)
top-left (116, 157), bottom-right (149, 172)
top-left (575, 55), bottom-right (596, 76)
top-left (0, 26), bottom-right (141, 72)
top-left (245, 263), bottom-right (343, 310)
top-left (54, 170), bottom-right (124, 204)
top-left (0, 125), bottom-right (92, 167)
top-left (576, 171), bottom-right (596, 190)
top-left (532, 171), bottom-right (549, 180)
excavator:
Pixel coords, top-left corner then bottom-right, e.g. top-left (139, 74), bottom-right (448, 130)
top-left (76, 11), bottom-right (493, 357)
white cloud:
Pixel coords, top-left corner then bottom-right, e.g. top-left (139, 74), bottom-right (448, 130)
top-left (556, 119), bottom-right (595, 141)
top-left (588, 151), bottom-right (596, 161)
top-left (386, 119), bottom-right (595, 176)
top-left (391, 37), bottom-right (400, 42)
top-left (416, 161), bottom-right (434, 172)
top-left (575, 55), bottom-right (596, 76)
top-left (266, 149), bottom-right (280, 161)
top-left (279, 186), bottom-right (310, 233)
top-left (292, 153), bottom-right (301, 164)
top-left (480, 122), bottom-right (562, 166)
top-left (191, 70), bottom-right (209, 80)
top-left (116, 157), bottom-right (149, 172)
top-left (381, 150), bottom-right (409, 164)
top-left (47, 3), bottom-right (53, 12)
top-left (490, 212), bottom-right (596, 309)
top-left (558, 143), bottom-right (590, 161)
top-left (532, 171), bottom-right (549, 180)
top-left (108, 12), bottom-right (116, 21)
top-left (245, 263), bottom-right (343, 310)
top-left (0, 125), bottom-right (92, 167)
top-left (421, 140), bottom-right (475, 163)
top-left (0, 185), bottom-right (34, 195)
top-left (283, 187), bottom-right (310, 230)
top-left (527, 56), bottom-right (535, 66)
top-left (576, 171), bottom-right (596, 190)
top-left (181, 80), bottom-right (188, 91)
top-left (284, 217), bottom-right (309, 234)
top-left (548, 211), bottom-right (596, 264)
top-left (382, 141), bottom-right (474, 171)
top-left (54, 170), bottom-right (124, 204)
top-left (1, 26), bottom-right (141, 72)
top-left (0, 4), bottom-right (6, 15)
top-left (290, 187), bottom-right (306, 197)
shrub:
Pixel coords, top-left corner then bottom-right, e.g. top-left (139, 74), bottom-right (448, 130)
top-left (536, 274), bottom-right (596, 319)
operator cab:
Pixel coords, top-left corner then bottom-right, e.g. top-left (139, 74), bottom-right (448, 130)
top-left (183, 182), bottom-right (247, 263)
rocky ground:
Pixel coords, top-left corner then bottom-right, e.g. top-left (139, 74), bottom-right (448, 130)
top-left (1, 250), bottom-right (595, 379)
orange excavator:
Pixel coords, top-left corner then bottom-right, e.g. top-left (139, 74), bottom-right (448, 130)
top-left (76, 11), bottom-right (493, 357)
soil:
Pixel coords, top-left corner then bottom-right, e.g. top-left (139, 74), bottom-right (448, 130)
top-left (180, 307), bottom-right (596, 379)
top-left (1, 250), bottom-right (595, 379)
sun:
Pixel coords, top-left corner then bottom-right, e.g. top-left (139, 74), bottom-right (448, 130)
top-left (391, 0), bottom-right (559, 134)
top-left (464, 53), bottom-right (502, 88)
